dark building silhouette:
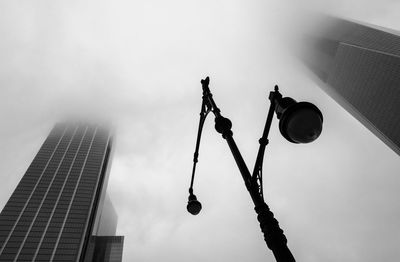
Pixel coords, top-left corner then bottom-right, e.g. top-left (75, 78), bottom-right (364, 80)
top-left (299, 15), bottom-right (400, 155)
top-left (0, 123), bottom-right (123, 261)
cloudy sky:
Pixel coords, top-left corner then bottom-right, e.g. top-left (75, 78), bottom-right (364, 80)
top-left (0, 0), bottom-right (399, 261)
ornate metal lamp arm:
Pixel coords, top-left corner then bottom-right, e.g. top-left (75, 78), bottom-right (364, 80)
top-left (251, 86), bottom-right (282, 200)
top-left (189, 98), bottom-right (211, 196)
top-left (200, 77), bottom-right (295, 262)
top-left (201, 77), bottom-right (253, 190)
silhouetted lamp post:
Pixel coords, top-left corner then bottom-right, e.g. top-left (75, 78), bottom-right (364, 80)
top-left (187, 77), bottom-right (323, 262)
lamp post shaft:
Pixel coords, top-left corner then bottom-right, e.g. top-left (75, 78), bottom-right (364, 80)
top-left (201, 77), bottom-right (295, 262)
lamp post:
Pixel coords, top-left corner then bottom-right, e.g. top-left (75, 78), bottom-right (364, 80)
top-left (187, 77), bottom-right (323, 262)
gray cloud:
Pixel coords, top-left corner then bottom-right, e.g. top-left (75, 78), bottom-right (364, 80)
top-left (0, 0), bottom-right (399, 261)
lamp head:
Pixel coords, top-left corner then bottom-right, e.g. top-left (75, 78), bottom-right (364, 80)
top-left (275, 97), bottom-right (323, 144)
top-left (187, 194), bottom-right (202, 215)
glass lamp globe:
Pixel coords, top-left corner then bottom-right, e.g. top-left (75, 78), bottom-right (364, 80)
top-left (276, 98), bottom-right (323, 144)
top-left (187, 194), bottom-right (202, 215)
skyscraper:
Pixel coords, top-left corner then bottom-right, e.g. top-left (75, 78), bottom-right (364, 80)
top-left (0, 123), bottom-right (123, 261)
top-left (298, 15), bottom-right (400, 155)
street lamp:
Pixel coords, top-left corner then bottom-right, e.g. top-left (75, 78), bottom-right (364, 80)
top-left (187, 77), bottom-right (323, 262)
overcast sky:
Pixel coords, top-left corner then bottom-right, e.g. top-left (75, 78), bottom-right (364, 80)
top-left (0, 1), bottom-right (399, 261)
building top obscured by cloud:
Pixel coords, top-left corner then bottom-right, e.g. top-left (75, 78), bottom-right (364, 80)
top-left (297, 14), bottom-right (400, 156)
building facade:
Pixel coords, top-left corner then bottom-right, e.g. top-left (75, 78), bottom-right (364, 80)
top-left (84, 236), bottom-right (124, 262)
top-left (0, 123), bottom-right (123, 261)
top-left (299, 15), bottom-right (400, 155)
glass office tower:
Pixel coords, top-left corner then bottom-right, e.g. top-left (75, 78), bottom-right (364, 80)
top-left (0, 123), bottom-right (123, 261)
top-left (299, 15), bottom-right (400, 156)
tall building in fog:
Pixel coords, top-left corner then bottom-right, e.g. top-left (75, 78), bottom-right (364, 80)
top-left (300, 15), bottom-right (400, 155)
top-left (0, 123), bottom-right (123, 261)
